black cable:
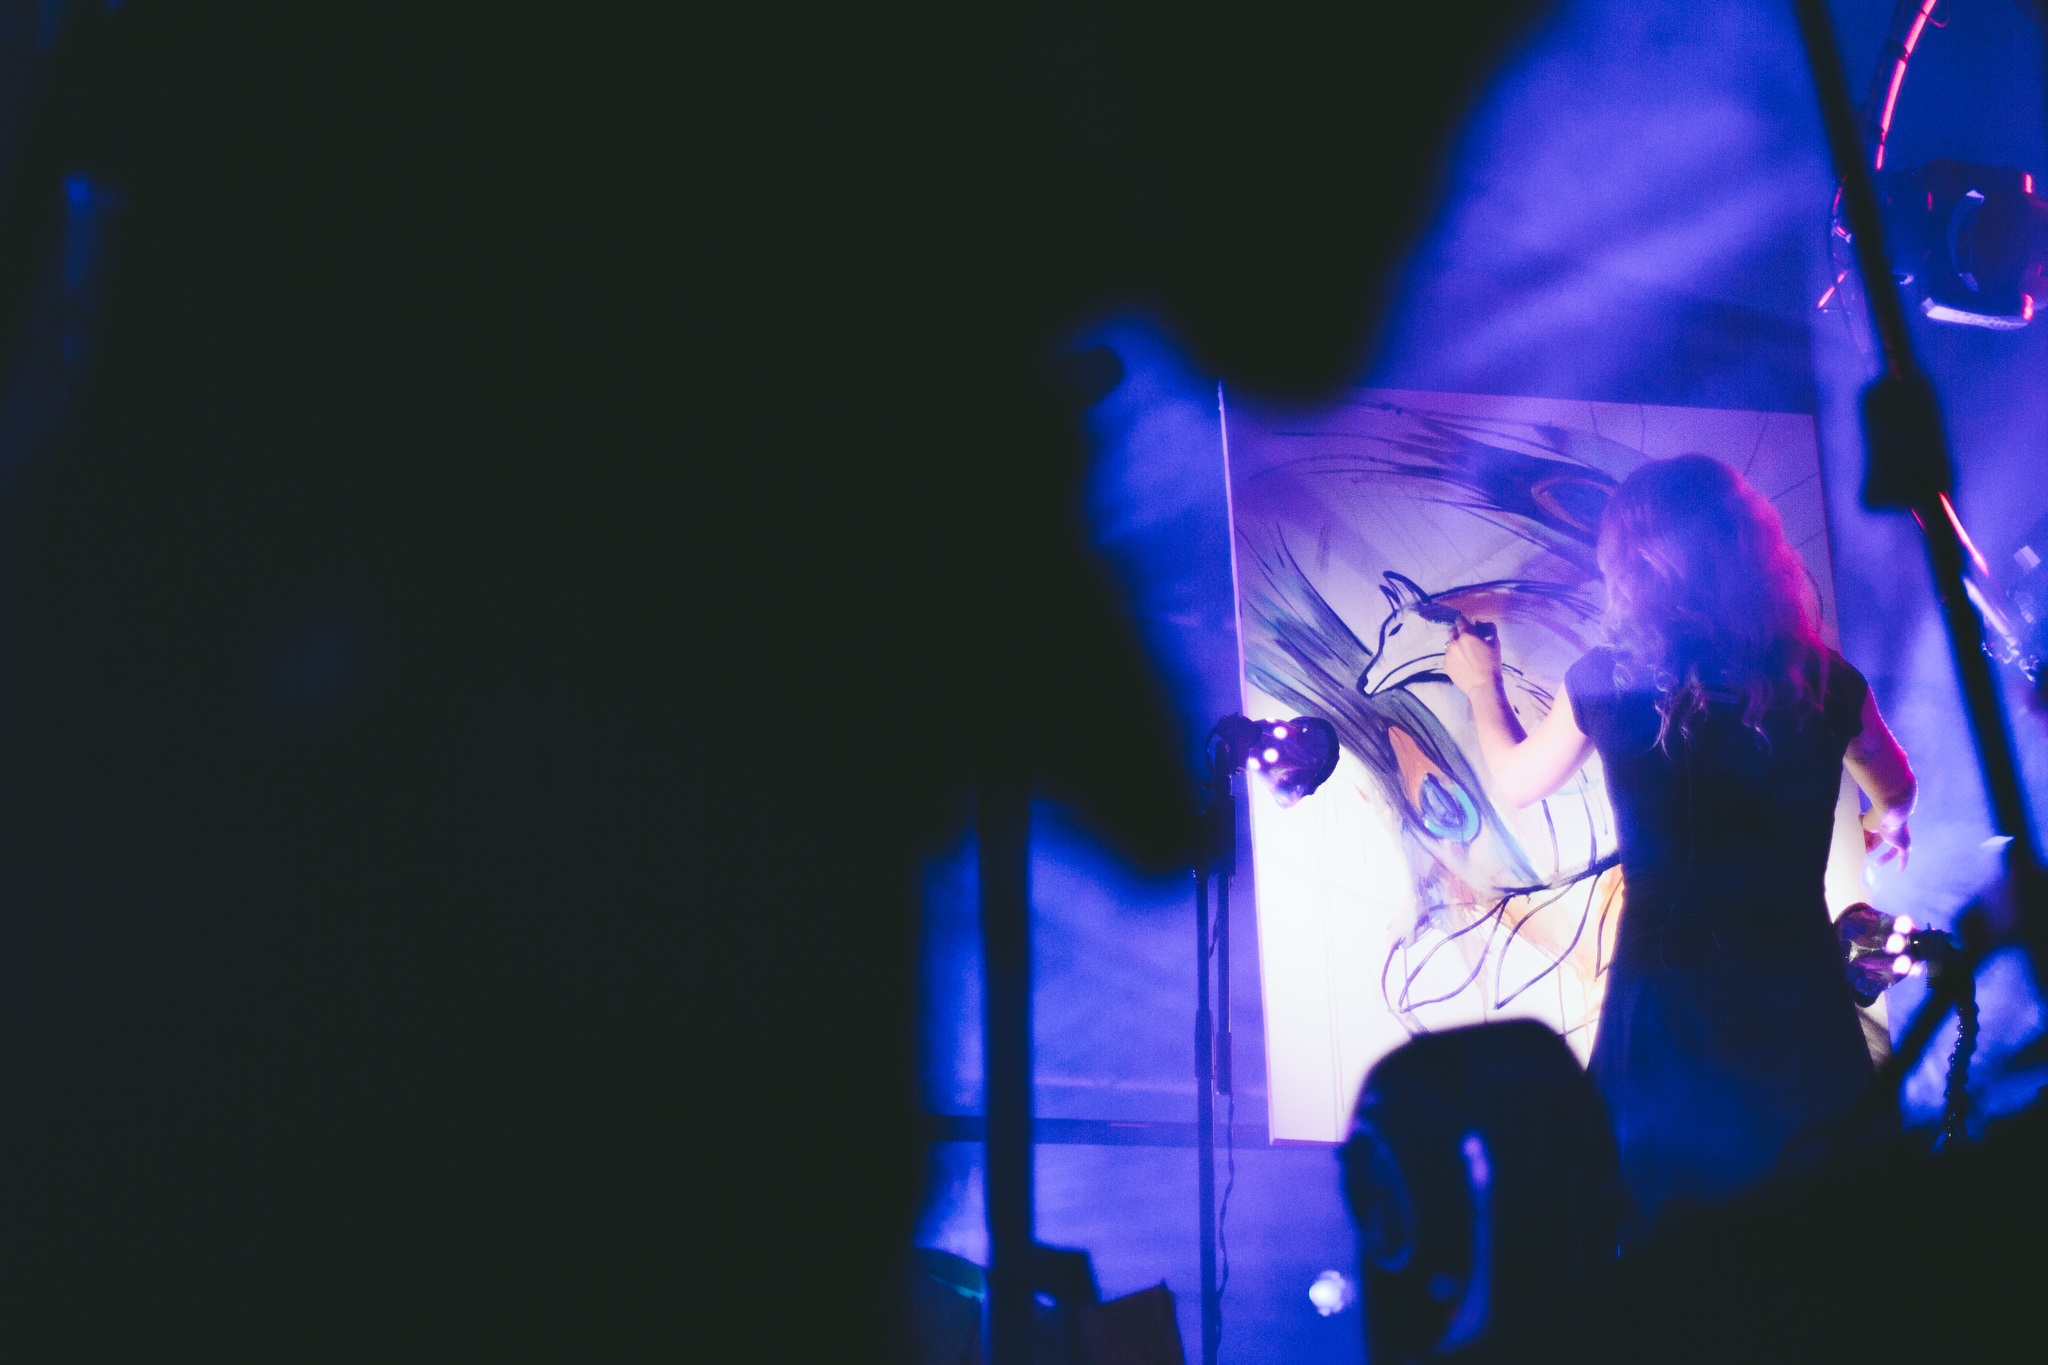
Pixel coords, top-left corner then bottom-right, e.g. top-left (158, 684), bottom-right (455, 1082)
top-left (1937, 969), bottom-right (1979, 1149)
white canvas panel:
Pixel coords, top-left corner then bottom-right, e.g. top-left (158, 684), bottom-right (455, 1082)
top-left (1226, 388), bottom-right (1869, 1143)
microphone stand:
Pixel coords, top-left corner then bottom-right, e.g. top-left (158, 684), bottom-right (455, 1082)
top-left (1792, 0), bottom-right (2046, 1090)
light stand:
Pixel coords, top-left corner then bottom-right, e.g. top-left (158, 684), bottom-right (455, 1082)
top-left (1193, 715), bottom-right (1338, 1365)
top-left (1192, 746), bottom-right (1230, 1365)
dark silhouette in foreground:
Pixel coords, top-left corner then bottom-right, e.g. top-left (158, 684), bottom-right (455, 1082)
top-left (1342, 1019), bottom-right (2044, 1362)
top-left (1341, 1022), bottom-right (1622, 1362)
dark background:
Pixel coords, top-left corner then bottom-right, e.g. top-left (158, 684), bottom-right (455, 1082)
top-left (0, 0), bottom-right (1548, 1354)
top-left (0, 0), bottom-right (2041, 1358)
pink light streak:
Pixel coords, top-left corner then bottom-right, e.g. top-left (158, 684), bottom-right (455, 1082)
top-left (1939, 492), bottom-right (1992, 577)
top-left (1875, 2), bottom-right (1940, 170)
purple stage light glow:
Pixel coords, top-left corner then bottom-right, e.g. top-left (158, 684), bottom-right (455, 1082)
top-left (1875, 0), bottom-right (1941, 171)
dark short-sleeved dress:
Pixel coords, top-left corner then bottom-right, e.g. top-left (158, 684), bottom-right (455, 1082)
top-left (1566, 645), bottom-right (1878, 1245)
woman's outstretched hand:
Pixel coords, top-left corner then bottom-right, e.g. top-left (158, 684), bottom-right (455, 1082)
top-left (1443, 615), bottom-right (1503, 697)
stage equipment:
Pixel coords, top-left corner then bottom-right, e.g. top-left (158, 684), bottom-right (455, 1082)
top-left (1993, 508), bottom-right (2048, 691)
top-left (1882, 494), bottom-right (2048, 705)
top-left (1868, 0), bottom-right (1940, 175)
top-left (1309, 1270), bottom-right (1356, 1317)
top-left (1836, 904), bottom-right (1922, 1006)
top-left (1837, 905), bottom-right (1977, 1147)
top-left (1819, 2), bottom-right (2048, 331)
top-left (1211, 713), bottom-right (1339, 808)
top-left (1904, 927), bottom-right (1979, 1150)
top-left (1874, 160), bottom-right (2048, 329)
top-left (1191, 714), bottom-right (1337, 1365)
top-left (1795, 0), bottom-right (2046, 1136)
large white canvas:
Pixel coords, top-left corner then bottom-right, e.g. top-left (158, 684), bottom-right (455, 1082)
top-left (1227, 388), bottom-right (1871, 1144)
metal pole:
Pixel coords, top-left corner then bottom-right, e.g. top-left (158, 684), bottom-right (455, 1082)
top-left (980, 770), bottom-right (1034, 1365)
top-left (1194, 860), bottom-right (1219, 1365)
top-left (1215, 772), bottom-right (1234, 1102)
top-left (1791, 0), bottom-right (1918, 377)
top-left (1791, 0), bottom-right (2046, 963)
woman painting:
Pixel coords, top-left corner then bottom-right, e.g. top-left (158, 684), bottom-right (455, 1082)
top-left (1442, 454), bottom-right (1916, 1245)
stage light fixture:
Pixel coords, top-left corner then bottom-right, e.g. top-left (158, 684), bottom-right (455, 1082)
top-left (1308, 1269), bottom-right (1355, 1317)
top-left (1873, 159), bottom-right (2048, 329)
top-left (1824, 7), bottom-right (2047, 332)
top-left (1190, 710), bottom-right (1340, 1353)
top-left (1212, 714), bottom-right (1339, 807)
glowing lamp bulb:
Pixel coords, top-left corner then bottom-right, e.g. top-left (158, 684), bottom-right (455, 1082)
top-left (1273, 726), bottom-right (1289, 739)
top-left (1894, 916), bottom-right (1914, 934)
top-left (1309, 1269), bottom-right (1355, 1317)
top-left (1263, 748), bottom-right (1280, 763)
top-left (1885, 933), bottom-right (1907, 954)
top-left (1245, 757), bottom-right (1261, 771)
top-left (1894, 954), bottom-right (1914, 975)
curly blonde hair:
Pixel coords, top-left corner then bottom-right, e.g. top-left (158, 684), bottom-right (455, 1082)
top-left (1596, 455), bottom-right (1826, 752)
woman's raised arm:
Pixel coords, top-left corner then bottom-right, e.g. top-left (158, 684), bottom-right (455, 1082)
top-left (1442, 616), bottom-right (1594, 809)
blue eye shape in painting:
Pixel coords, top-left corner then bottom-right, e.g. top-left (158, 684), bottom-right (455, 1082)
top-left (1416, 772), bottom-right (1481, 842)
top-left (1386, 725), bottom-right (1486, 845)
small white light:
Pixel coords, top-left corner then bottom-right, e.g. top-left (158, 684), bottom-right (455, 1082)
top-left (1264, 748), bottom-right (1280, 763)
top-left (1885, 933), bottom-right (1907, 954)
top-left (1245, 757), bottom-right (1261, 771)
top-left (1273, 725), bottom-right (1289, 739)
top-left (1910, 961), bottom-right (1924, 977)
top-left (1309, 1269), bottom-right (1355, 1317)
top-left (1894, 915), bottom-right (1914, 933)
top-left (1894, 954), bottom-right (1913, 975)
